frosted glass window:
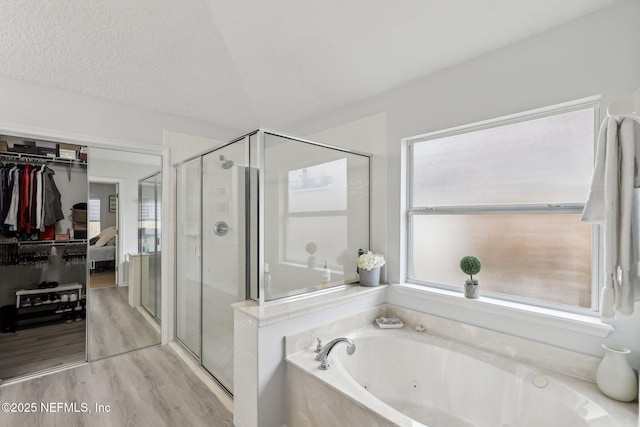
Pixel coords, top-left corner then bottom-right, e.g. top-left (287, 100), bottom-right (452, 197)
top-left (408, 103), bottom-right (598, 311)
top-left (411, 214), bottom-right (593, 308)
top-left (411, 108), bottom-right (595, 206)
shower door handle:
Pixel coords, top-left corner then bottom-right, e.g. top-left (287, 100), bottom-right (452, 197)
top-left (214, 221), bottom-right (230, 237)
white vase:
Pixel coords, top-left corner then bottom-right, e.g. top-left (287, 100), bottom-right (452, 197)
top-left (464, 283), bottom-right (479, 299)
top-left (359, 267), bottom-right (380, 287)
top-left (595, 344), bottom-right (638, 402)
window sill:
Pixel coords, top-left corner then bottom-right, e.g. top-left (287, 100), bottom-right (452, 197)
top-left (391, 283), bottom-right (614, 338)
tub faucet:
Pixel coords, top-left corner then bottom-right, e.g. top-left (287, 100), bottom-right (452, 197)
top-left (315, 337), bottom-right (355, 370)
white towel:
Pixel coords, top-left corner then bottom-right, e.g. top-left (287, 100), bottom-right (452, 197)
top-left (618, 119), bottom-right (637, 314)
top-left (632, 189), bottom-right (640, 299)
top-left (583, 117), bottom-right (640, 318)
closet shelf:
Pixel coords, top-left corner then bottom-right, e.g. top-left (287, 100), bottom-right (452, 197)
top-left (1, 239), bottom-right (88, 246)
top-left (0, 150), bottom-right (86, 166)
top-left (16, 283), bottom-right (82, 298)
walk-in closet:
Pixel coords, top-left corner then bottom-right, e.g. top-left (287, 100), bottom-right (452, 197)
top-left (0, 137), bottom-right (88, 380)
top-left (0, 137), bottom-right (164, 382)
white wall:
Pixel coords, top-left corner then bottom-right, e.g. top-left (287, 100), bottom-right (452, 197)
top-left (0, 77), bottom-right (240, 147)
top-left (287, 0), bottom-right (640, 367)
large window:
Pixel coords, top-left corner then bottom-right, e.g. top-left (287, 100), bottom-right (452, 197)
top-left (407, 102), bottom-right (598, 312)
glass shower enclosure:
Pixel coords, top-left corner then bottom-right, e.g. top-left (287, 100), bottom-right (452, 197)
top-left (175, 129), bottom-right (370, 395)
top-left (138, 172), bottom-right (162, 320)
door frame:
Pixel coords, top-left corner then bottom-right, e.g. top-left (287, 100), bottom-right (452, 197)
top-left (88, 177), bottom-right (123, 286)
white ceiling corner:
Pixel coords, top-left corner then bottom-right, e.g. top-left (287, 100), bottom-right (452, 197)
top-left (0, 0), bottom-right (624, 132)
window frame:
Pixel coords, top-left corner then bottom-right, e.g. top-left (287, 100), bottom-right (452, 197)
top-left (405, 98), bottom-right (602, 316)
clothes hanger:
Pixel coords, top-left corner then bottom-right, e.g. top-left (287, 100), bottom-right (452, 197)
top-left (607, 88), bottom-right (640, 117)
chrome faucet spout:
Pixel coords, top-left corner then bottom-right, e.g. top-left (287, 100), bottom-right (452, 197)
top-left (314, 337), bottom-right (355, 370)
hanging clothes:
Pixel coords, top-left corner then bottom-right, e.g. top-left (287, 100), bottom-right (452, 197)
top-left (4, 166), bottom-right (20, 230)
top-left (35, 166), bottom-right (44, 230)
top-left (582, 117), bottom-right (640, 318)
top-left (18, 163), bottom-right (32, 234)
top-left (41, 165), bottom-right (64, 227)
top-left (0, 163), bottom-right (10, 226)
top-left (0, 161), bottom-right (64, 237)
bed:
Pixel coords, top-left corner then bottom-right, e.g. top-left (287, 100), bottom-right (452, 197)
top-left (89, 227), bottom-right (117, 272)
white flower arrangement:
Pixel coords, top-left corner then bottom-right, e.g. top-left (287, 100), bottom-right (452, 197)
top-left (357, 251), bottom-right (386, 271)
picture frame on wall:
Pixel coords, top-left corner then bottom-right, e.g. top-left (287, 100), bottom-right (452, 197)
top-left (109, 195), bottom-right (117, 213)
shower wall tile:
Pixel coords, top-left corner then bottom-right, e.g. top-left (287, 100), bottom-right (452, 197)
top-left (234, 371), bottom-right (258, 427)
top-left (235, 310), bottom-right (258, 356)
top-left (234, 310), bottom-right (258, 427)
top-left (235, 345), bottom-right (257, 386)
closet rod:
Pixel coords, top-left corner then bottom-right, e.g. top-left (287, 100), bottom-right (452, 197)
top-left (0, 151), bottom-right (86, 166)
top-left (14, 239), bottom-right (87, 246)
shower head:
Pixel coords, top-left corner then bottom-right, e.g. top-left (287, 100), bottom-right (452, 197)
top-left (219, 155), bottom-right (234, 169)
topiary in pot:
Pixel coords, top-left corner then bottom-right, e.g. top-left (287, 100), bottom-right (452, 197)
top-left (460, 255), bottom-right (481, 299)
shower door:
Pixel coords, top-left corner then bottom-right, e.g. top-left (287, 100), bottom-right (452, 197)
top-left (139, 172), bottom-right (161, 320)
top-left (201, 143), bottom-right (247, 394)
top-left (175, 158), bottom-right (202, 357)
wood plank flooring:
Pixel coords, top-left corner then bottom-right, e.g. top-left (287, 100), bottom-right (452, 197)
top-left (0, 345), bottom-right (233, 427)
top-left (90, 272), bottom-right (116, 289)
top-left (88, 286), bottom-right (160, 361)
top-left (0, 321), bottom-right (85, 380)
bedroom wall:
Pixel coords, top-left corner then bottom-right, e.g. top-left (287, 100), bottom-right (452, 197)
top-left (89, 183), bottom-right (117, 232)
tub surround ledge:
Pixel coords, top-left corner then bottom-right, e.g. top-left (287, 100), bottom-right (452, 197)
top-left (391, 282), bottom-right (614, 338)
top-left (232, 284), bottom-right (387, 327)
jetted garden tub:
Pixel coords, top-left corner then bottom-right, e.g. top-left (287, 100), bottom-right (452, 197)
top-left (286, 325), bottom-right (638, 427)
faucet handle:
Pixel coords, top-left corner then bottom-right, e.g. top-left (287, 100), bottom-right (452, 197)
top-left (315, 338), bottom-right (322, 353)
top-left (318, 354), bottom-right (330, 370)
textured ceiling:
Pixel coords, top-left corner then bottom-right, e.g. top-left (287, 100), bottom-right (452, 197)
top-left (0, 0), bottom-right (623, 132)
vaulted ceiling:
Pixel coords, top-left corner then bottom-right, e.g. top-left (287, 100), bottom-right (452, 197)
top-left (0, 0), bottom-right (623, 132)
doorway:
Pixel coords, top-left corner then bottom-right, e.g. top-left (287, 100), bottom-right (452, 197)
top-left (88, 182), bottom-right (118, 289)
top-left (87, 148), bottom-right (162, 361)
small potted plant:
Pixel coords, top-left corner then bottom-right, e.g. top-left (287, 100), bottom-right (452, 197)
top-left (460, 255), bottom-right (481, 299)
top-left (357, 251), bottom-right (385, 287)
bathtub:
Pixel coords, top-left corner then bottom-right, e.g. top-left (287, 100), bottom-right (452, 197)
top-left (286, 325), bottom-right (638, 427)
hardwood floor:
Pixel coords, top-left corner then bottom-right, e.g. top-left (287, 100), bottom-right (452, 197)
top-left (0, 285), bottom-right (160, 380)
top-left (0, 345), bottom-right (234, 427)
top-left (90, 271), bottom-right (116, 289)
top-left (0, 320), bottom-right (86, 381)
top-left (89, 286), bottom-right (160, 361)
